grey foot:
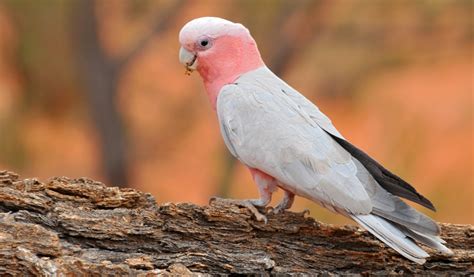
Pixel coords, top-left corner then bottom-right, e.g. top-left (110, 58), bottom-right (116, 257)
top-left (209, 197), bottom-right (268, 223)
top-left (269, 206), bottom-right (310, 217)
top-left (271, 201), bottom-right (292, 214)
top-left (294, 208), bottom-right (310, 217)
top-left (271, 190), bottom-right (295, 214)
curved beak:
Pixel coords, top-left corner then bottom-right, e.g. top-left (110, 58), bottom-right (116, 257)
top-left (179, 47), bottom-right (197, 75)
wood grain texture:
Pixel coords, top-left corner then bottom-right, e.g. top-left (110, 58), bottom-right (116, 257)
top-left (0, 170), bottom-right (472, 276)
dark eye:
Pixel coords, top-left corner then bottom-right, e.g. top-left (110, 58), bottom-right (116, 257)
top-left (200, 39), bottom-right (209, 47)
top-left (197, 37), bottom-right (212, 49)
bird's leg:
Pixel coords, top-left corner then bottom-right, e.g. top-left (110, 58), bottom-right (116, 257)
top-left (272, 189), bottom-right (295, 214)
top-left (210, 168), bottom-right (277, 223)
top-left (270, 187), bottom-right (309, 217)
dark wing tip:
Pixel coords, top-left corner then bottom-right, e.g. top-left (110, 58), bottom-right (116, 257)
top-left (380, 167), bottom-right (437, 211)
top-left (327, 132), bottom-right (437, 211)
top-left (416, 193), bottom-right (436, 211)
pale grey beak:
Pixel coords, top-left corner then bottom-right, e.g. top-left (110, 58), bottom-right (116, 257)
top-left (179, 47), bottom-right (197, 74)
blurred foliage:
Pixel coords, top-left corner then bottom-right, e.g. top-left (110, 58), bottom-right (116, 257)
top-left (0, 0), bottom-right (472, 224)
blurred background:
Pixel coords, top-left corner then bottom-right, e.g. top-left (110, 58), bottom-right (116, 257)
top-left (0, 0), bottom-right (472, 225)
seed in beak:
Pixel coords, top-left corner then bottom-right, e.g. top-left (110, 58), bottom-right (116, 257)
top-left (184, 54), bottom-right (197, 75)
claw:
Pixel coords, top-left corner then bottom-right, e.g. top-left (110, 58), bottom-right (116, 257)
top-left (265, 206), bottom-right (274, 213)
top-left (269, 205), bottom-right (310, 217)
top-left (209, 197), bottom-right (268, 223)
top-left (242, 200), bottom-right (268, 223)
top-left (271, 190), bottom-right (295, 214)
top-left (270, 206), bottom-right (284, 215)
top-left (209, 196), bottom-right (218, 205)
top-left (296, 208), bottom-right (310, 217)
top-left (269, 205), bottom-right (289, 215)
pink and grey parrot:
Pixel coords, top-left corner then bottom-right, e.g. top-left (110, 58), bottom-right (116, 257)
top-left (178, 17), bottom-right (452, 264)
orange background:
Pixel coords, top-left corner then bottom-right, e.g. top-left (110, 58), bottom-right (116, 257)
top-left (0, 1), bottom-right (472, 225)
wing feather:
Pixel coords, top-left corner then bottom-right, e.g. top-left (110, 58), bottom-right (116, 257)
top-left (217, 81), bottom-right (372, 214)
top-left (215, 65), bottom-right (446, 261)
top-left (260, 64), bottom-right (436, 211)
top-left (328, 133), bottom-right (436, 211)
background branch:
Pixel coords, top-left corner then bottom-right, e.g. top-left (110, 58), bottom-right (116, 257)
top-left (72, 0), bottom-right (185, 187)
top-left (115, 0), bottom-right (186, 69)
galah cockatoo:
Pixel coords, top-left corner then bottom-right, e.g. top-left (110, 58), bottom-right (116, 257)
top-left (178, 17), bottom-right (452, 264)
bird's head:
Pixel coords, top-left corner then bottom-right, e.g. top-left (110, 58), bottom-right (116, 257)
top-left (179, 17), bottom-right (264, 107)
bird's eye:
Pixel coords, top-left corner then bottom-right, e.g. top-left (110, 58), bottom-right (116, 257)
top-left (200, 39), bottom-right (209, 47)
top-left (197, 37), bottom-right (212, 49)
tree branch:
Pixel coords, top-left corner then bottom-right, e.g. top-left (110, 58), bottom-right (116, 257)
top-left (0, 170), bottom-right (472, 275)
top-left (115, 0), bottom-right (186, 69)
top-left (72, 0), bottom-right (128, 187)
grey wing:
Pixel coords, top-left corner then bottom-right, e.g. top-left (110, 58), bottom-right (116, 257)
top-left (280, 86), bottom-right (344, 139)
top-left (219, 116), bottom-right (239, 159)
top-left (244, 67), bottom-right (344, 139)
top-left (327, 133), bottom-right (436, 210)
top-left (251, 67), bottom-right (439, 230)
top-left (216, 82), bottom-right (373, 215)
top-left (352, 157), bottom-right (439, 235)
top-left (219, 67), bottom-right (446, 261)
top-left (250, 67), bottom-right (435, 211)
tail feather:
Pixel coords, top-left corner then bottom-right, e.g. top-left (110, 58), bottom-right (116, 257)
top-left (372, 197), bottom-right (440, 236)
top-left (391, 221), bottom-right (453, 255)
top-left (349, 156), bottom-right (440, 236)
top-left (352, 214), bottom-right (429, 264)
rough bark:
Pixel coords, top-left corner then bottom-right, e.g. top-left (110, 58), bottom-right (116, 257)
top-left (0, 170), bottom-right (472, 276)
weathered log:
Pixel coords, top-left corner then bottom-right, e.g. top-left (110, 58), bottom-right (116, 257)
top-left (0, 170), bottom-right (472, 275)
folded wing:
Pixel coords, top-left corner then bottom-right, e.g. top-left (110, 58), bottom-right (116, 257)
top-left (217, 81), bottom-right (373, 215)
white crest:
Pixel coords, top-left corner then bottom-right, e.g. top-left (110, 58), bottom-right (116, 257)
top-left (179, 17), bottom-right (249, 45)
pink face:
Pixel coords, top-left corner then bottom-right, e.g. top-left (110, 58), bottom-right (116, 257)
top-left (179, 18), bottom-right (264, 109)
